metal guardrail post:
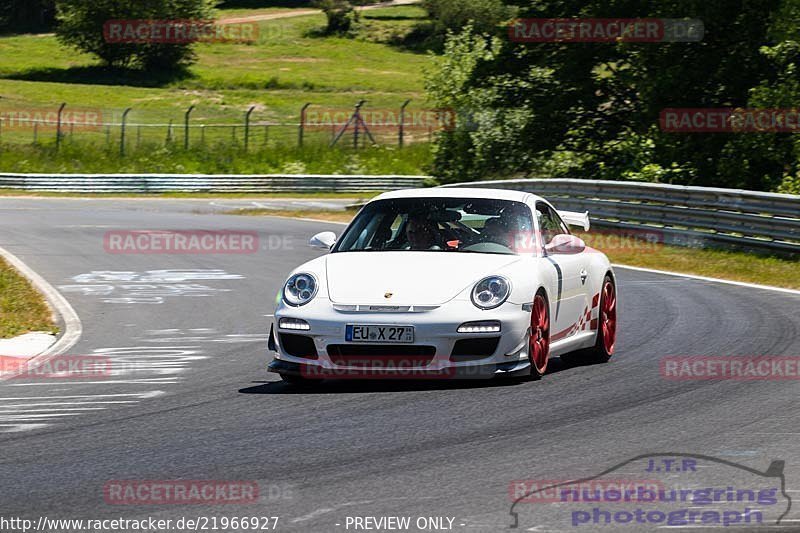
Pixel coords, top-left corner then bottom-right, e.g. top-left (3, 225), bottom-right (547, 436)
top-left (299, 103), bottom-right (311, 148)
top-left (120, 108), bottom-right (132, 157)
top-left (244, 106), bottom-right (255, 152)
top-left (353, 100), bottom-right (364, 150)
top-left (55, 103), bottom-right (66, 151)
top-left (399, 99), bottom-right (411, 148)
top-left (184, 105), bottom-right (195, 150)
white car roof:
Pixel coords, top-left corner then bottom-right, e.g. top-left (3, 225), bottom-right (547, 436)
top-left (374, 187), bottom-right (545, 204)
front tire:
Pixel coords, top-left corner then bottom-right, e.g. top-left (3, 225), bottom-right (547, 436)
top-left (280, 373), bottom-right (312, 386)
top-left (529, 291), bottom-right (551, 380)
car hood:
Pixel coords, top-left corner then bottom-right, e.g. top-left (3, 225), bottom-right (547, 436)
top-left (325, 252), bottom-right (521, 305)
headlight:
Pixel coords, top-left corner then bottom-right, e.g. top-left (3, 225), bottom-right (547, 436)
top-left (471, 276), bottom-right (510, 310)
top-left (283, 273), bottom-right (318, 306)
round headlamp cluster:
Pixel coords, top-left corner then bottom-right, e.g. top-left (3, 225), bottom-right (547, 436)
top-left (283, 273), bottom-right (318, 306)
top-left (471, 276), bottom-right (510, 310)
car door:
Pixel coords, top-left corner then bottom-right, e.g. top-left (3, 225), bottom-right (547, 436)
top-left (535, 202), bottom-right (590, 342)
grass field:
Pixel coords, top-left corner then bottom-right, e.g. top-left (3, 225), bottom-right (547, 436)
top-left (0, 4), bottom-right (435, 173)
top-left (0, 257), bottom-right (57, 339)
top-left (0, 5), bottom-right (431, 123)
top-left (0, 140), bottom-right (433, 174)
top-left (216, 6), bottom-right (315, 19)
top-left (231, 208), bottom-right (800, 290)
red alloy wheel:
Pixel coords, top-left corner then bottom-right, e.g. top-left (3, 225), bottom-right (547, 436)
top-left (600, 279), bottom-right (617, 355)
top-left (530, 293), bottom-right (550, 376)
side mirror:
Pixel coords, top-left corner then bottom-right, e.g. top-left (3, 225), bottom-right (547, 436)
top-left (545, 234), bottom-right (586, 255)
top-left (309, 231), bottom-right (337, 250)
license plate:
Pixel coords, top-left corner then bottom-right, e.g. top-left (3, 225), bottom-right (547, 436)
top-left (346, 325), bottom-right (415, 343)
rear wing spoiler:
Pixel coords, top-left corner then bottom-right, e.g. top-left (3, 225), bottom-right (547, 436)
top-left (557, 210), bottom-right (590, 231)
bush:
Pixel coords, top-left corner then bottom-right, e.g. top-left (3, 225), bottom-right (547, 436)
top-left (421, 0), bottom-right (513, 36)
top-left (55, 0), bottom-right (215, 70)
top-left (313, 0), bottom-right (360, 35)
top-left (777, 173), bottom-right (800, 194)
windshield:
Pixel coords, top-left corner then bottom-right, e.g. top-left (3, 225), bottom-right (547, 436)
top-left (333, 197), bottom-right (535, 254)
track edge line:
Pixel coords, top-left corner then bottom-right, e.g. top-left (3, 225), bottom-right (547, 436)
top-left (0, 245), bottom-right (83, 371)
top-left (612, 263), bottom-right (800, 296)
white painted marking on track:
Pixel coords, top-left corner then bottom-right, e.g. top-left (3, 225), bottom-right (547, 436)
top-left (0, 402), bottom-right (136, 406)
top-left (71, 270), bottom-right (244, 283)
top-left (0, 423), bottom-right (49, 432)
top-left (0, 391), bottom-right (166, 432)
top-left (0, 413), bottom-right (84, 419)
top-left (7, 379), bottom-right (180, 386)
top-left (0, 408), bottom-right (107, 413)
top-left (0, 343), bottom-right (212, 431)
top-left (56, 225), bottom-right (120, 229)
top-left (0, 392), bottom-right (165, 400)
top-left (140, 330), bottom-right (268, 344)
top-left (59, 270), bottom-right (244, 304)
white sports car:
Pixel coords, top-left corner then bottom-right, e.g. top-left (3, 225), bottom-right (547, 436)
top-left (268, 187), bottom-right (617, 383)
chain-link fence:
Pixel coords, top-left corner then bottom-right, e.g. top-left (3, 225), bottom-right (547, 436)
top-left (0, 101), bottom-right (451, 154)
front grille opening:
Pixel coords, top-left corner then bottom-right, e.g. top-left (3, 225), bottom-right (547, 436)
top-left (279, 334), bottom-right (318, 359)
top-left (450, 337), bottom-right (501, 362)
top-left (326, 344), bottom-right (436, 367)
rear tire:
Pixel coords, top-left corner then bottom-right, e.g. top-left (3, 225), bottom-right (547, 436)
top-left (566, 274), bottom-right (616, 365)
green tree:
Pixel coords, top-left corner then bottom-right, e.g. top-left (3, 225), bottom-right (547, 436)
top-left (427, 0), bottom-right (800, 191)
top-left (415, 0), bottom-right (514, 50)
top-left (0, 0), bottom-right (55, 33)
top-left (56, 0), bottom-right (215, 70)
top-left (422, 0), bottom-right (515, 35)
top-left (313, 0), bottom-right (359, 35)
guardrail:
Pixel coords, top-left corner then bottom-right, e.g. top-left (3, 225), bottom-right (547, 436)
top-left (0, 173), bottom-right (428, 194)
top-left (1, 173), bottom-right (797, 254)
top-left (445, 178), bottom-right (800, 254)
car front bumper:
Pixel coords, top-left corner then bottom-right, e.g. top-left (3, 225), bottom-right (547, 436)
top-left (268, 296), bottom-right (533, 380)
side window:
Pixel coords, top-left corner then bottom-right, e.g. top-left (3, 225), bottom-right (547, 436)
top-left (535, 203), bottom-right (569, 245)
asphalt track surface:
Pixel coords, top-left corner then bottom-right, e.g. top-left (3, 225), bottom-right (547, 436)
top-left (0, 197), bottom-right (799, 533)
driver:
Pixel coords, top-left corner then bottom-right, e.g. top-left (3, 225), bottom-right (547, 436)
top-left (481, 205), bottom-right (534, 251)
top-left (405, 214), bottom-right (442, 250)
